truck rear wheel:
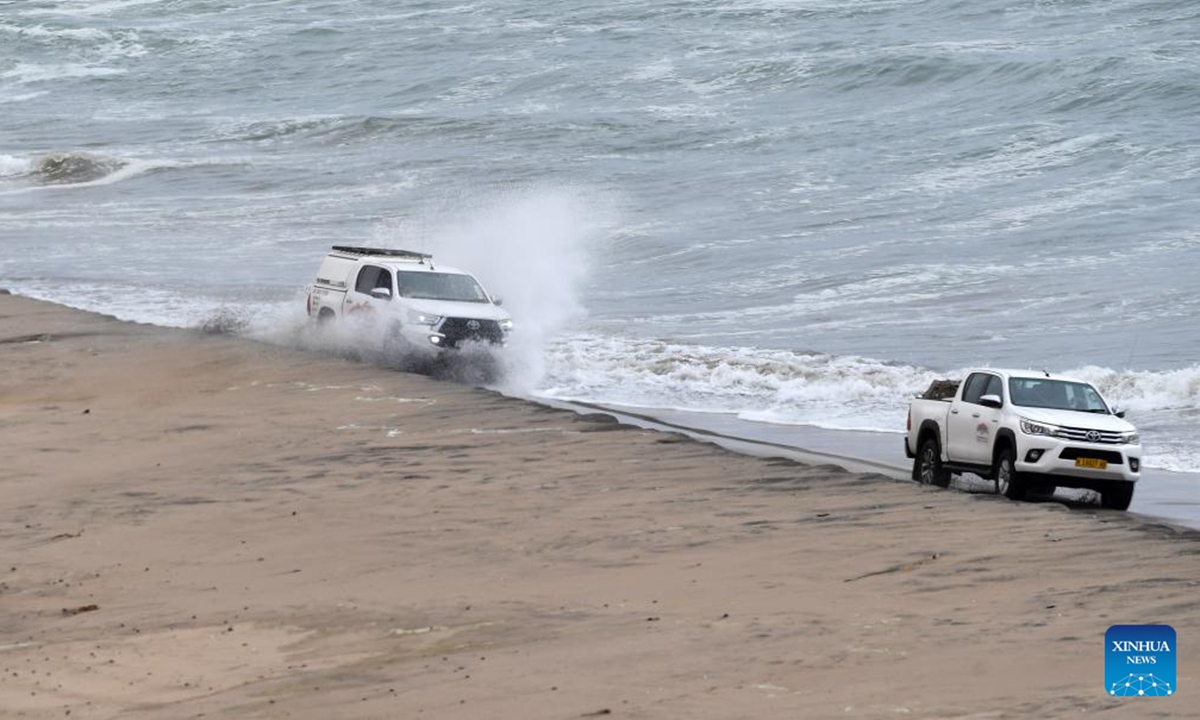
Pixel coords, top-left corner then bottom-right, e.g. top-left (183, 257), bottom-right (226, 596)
top-left (1100, 483), bottom-right (1134, 511)
top-left (994, 448), bottom-right (1026, 501)
top-left (914, 437), bottom-right (951, 488)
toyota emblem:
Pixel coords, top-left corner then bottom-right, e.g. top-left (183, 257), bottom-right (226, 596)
top-left (1086, 430), bottom-right (1101, 442)
top-left (467, 320), bottom-right (481, 330)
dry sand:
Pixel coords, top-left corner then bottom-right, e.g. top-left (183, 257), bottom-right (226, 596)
top-left (1, 293), bottom-right (1197, 719)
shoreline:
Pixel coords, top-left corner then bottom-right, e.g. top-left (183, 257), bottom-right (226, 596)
top-left (9, 284), bottom-right (1198, 505)
top-left (544, 399), bottom-right (1200, 533)
top-left (3, 293), bottom-right (1198, 718)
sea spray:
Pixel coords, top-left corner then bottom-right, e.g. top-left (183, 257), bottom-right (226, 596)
top-left (230, 187), bottom-right (607, 385)
top-left (371, 186), bottom-right (610, 393)
top-left (239, 292), bottom-right (412, 370)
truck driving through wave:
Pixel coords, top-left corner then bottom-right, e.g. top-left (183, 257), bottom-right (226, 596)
top-left (306, 246), bottom-right (512, 357)
top-left (905, 368), bottom-right (1142, 510)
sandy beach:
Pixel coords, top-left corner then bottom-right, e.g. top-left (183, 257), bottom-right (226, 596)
top-left (1, 293), bottom-right (1197, 719)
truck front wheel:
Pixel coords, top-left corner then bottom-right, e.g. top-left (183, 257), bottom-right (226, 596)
top-left (914, 437), bottom-right (951, 488)
top-left (994, 448), bottom-right (1026, 501)
top-left (1100, 483), bottom-right (1134, 511)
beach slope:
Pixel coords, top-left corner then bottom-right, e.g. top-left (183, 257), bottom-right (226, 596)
top-left (1, 295), bottom-right (1196, 719)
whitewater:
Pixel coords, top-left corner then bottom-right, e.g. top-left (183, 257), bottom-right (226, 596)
top-left (2, 0), bottom-right (1199, 475)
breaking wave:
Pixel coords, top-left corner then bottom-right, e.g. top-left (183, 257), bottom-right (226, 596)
top-left (536, 333), bottom-right (1200, 471)
top-left (1069, 365), bottom-right (1200, 413)
top-left (0, 151), bottom-right (147, 189)
top-left (30, 151), bottom-right (129, 185)
top-left (0, 152), bottom-right (243, 192)
top-left (537, 334), bottom-right (941, 432)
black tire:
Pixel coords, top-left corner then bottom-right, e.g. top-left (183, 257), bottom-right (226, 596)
top-left (914, 436), bottom-right (951, 488)
top-left (317, 307), bottom-right (335, 324)
top-left (994, 447), bottom-right (1026, 500)
top-left (1101, 483), bottom-right (1135, 511)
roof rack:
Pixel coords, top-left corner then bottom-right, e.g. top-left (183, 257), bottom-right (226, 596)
top-left (331, 245), bottom-right (432, 263)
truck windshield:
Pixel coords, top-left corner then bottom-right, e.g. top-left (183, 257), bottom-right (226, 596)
top-left (1008, 378), bottom-right (1110, 413)
top-left (396, 271), bottom-right (490, 303)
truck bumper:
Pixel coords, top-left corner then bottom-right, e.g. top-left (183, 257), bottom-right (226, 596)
top-left (1014, 440), bottom-right (1141, 488)
top-left (392, 322), bottom-right (507, 356)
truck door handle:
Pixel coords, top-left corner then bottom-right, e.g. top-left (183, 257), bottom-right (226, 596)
top-left (972, 413), bottom-right (981, 418)
top-left (950, 409), bottom-right (959, 415)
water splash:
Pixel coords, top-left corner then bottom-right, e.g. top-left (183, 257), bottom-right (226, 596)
top-left (370, 185), bottom-right (611, 393)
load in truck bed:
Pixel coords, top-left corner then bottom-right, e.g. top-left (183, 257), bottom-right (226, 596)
top-left (921, 379), bottom-right (960, 400)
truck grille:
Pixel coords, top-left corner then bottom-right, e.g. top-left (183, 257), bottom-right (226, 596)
top-left (439, 317), bottom-right (504, 348)
top-left (1056, 425), bottom-right (1126, 445)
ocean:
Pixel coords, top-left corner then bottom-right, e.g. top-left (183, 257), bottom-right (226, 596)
top-left (3, 0), bottom-right (1199, 477)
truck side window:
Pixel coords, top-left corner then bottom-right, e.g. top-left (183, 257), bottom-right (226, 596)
top-left (983, 375), bottom-right (1004, 403)
top-left (373, 269), bottom-right (393, 295)
top-left (961, 373), bottom-right (989, 404)
top-left (355, 266), bottom-right (382, 294)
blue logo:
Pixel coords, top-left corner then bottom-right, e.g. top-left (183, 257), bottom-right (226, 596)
top-left (1105, 625), bottom-right (1176, 697)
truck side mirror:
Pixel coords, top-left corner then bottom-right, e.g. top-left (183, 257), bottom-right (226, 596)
top-left (493, 297), bottom-right (503, 306)
top-left (370, 287), bottom-right (392, 300)
top-left (1114, 408), bottom-right (1126, 418)
top-left (980, 394), bottom-right (1003, 409)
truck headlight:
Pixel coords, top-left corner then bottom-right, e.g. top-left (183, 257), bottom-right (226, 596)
top-left (1123, 432), bottom-right (1140, 445)
top-left (499, 319), bottom-right (513, 331)
top-left (407, 310), bottom-right (441, 326)
top-left (1020, 418), bottom-right (1061, 437)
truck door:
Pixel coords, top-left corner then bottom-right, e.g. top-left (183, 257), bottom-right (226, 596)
top-left (947, 372), bottom-right (1004, 465)
top-left (346, 265), bottom-right (394, 322)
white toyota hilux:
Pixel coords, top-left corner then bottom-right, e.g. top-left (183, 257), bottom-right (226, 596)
top-left (306, 246), bottom-right (512, 357)
top-left (905, 368), bottom-right (1142, 510)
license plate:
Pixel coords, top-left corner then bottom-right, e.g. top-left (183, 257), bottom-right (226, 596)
top-left (1075, 457), bottom-right (1108, 470)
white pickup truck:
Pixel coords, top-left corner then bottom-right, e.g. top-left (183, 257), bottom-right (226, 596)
top-left (306, 246), bottom-right (512, 357)
top-left (905, 368), bottom-right (1142, 510)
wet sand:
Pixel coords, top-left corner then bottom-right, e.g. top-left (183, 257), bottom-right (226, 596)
top-left (577, 402), bottom-right (1200, 531)
top-left (2, 294), bottom-right (1198, 719)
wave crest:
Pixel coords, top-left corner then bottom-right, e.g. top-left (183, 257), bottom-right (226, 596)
top-left (538, 335), bottom-right (1200, 471)
top-left (31, 151), bottom-right (128, 185)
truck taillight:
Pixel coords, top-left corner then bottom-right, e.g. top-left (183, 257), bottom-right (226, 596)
top-left (306, 292), bottom-right (312, 315)
top-left (906, 409), bottom-right (911, 431)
